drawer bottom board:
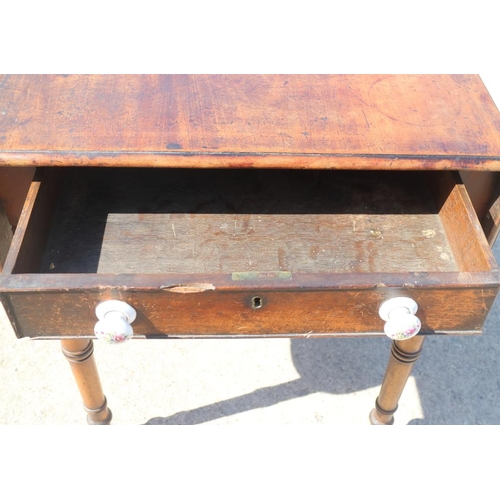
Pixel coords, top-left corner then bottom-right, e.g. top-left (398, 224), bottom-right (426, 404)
top-left (37, 169), bottom-right (456, 275)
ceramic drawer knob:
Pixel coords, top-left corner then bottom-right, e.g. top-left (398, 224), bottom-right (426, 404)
top-left (94, 300), bottom-right (137, 344)
top-left (378, 297), bottom-right (421, 341)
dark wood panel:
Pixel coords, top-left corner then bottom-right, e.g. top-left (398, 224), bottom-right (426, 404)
top-left (2, 170), bottom-right (60, 274)
top-left (0, 205), bottom-right (11, 269)
top-left (1, 75), bottom-right (500, 169)
top-left (460, 171), bottom-right (499, 223)
top-left (0, 167), bottom-right (35, 229)
top-left (461, 171), bottom-right (500, 245)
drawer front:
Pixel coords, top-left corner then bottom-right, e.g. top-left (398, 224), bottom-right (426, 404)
top-left (2, 286), bottom-right (498, 339)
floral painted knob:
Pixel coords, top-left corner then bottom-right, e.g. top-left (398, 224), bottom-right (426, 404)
top-left (94, 300), bottom-right (137, 344)
top-left (378, 297), bottom-right (421, 341)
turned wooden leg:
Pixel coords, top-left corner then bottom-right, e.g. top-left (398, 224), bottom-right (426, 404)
top-left (369, 335), bottom-right (425, 425)
top-left (61, 338), bottom-right (112, 425)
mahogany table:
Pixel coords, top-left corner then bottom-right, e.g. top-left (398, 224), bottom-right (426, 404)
top-left (1, 75), bottom-right (500, 424)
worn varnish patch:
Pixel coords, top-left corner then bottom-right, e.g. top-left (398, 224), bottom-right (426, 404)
top-left (159, 283), bottom-right (215, 293)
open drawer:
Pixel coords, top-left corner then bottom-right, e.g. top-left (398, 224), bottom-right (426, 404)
top-left (0, 168), bottom-right (499, 339)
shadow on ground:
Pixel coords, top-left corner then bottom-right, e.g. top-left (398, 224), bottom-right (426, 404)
top-left (146, 245), bottom-right (500, 426)
top-left (145, 337), bottom-right (389, 424)
top-left (145, 291), bottom-right (500, 425)
top-left (145, 324), bottom-right (500, 425)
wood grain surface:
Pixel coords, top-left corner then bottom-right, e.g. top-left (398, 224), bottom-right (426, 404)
top-left (2, 167), bottom-right (498, 339)
top-left (35, 169), bottom-right (457, 275)
top-left (1, 75), bottom-right (500, 169)
top-left (3, 286), bottom-right (498, 338)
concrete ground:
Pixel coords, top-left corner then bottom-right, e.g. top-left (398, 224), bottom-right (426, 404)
top-left (2, 239), bottom-right (500, 425)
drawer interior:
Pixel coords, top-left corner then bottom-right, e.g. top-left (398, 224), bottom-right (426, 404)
top-left (4, 168), bottom-right (496, 276)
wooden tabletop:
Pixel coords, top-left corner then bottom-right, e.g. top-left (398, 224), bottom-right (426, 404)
top-left (1, 74), bottom-right (500, 169)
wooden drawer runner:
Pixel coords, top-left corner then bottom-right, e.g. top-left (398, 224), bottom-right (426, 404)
top-left (1, 168), bottom-right (499, 339)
